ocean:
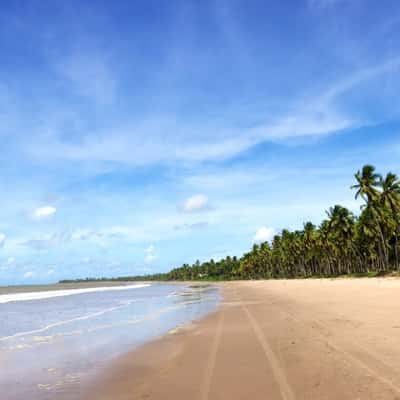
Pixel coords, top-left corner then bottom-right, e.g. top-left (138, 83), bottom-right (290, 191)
top-left (0, 282), bottom-right (220, 399)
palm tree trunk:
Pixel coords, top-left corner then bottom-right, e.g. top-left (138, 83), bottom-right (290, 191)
top-left (394, 233), bottom-right (399, 270)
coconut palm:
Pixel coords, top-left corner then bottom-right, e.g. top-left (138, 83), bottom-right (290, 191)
top-left (351, 164), bottom-right (381, 205)
top-left (378, 172), bottom-right (400, 268)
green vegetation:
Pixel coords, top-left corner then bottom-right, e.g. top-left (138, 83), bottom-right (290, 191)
top-left (61, 165), bottom-right (400, 283)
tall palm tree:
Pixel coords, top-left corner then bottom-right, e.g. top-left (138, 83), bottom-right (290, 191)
top-left (326, 205), bottom-right (355, 274)
top-left (352, 165), bottom-right (389, 268)
top-left (379, 172), bottom-right (400, 212)
top-left (379, 172), bottom-right (400, 268)
top-left (351, 164), bottom-right (381, 204)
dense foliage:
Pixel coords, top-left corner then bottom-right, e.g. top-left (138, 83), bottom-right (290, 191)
top-left (61, 165), bottom-right (400, 283)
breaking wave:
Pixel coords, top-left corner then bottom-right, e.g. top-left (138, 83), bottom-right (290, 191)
top-left (0, 284), bottom-right (150, 304)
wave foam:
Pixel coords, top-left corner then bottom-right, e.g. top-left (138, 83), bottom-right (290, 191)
top-left (0, 284), bottom-right (150, 304)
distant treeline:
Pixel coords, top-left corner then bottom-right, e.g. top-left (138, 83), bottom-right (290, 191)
top-left (61, 165), bottom-right (400, 283)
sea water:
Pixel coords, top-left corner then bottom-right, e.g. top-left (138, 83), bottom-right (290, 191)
top-left (0, 283), bottom-right (220, 399)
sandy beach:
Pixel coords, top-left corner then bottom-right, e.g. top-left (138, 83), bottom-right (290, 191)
top-left (83, 278), bottom-right (400, 400)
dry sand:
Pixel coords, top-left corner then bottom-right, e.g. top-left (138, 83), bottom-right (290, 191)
top-left (83, 278), bottom-right (400, 400)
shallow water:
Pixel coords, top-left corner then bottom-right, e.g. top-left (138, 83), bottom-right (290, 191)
top-left (0, 283), bottom-right (220, 399)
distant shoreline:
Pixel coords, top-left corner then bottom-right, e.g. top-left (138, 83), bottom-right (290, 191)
top-left (3, 271), bottom-right (399, 295)
top-left (0, 280), bottom-right (211, 295)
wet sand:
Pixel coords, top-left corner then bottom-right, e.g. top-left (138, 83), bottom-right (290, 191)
top-left (83, 278), bottom-right (400, 400)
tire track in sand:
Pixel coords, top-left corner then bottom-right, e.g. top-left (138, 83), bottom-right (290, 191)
top-left (277, 304), bottom-right (400, 396)
top-left (200, 312), bottom-right (225, 400)
top-left (241, 303), bottom-right (296, 400)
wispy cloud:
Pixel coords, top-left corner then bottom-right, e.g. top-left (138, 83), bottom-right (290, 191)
top-left (21, 58), bottom-right (396, 166)
top-left (20, 233), bottom-right (61, 251)
top-left (320, 57), bottom-right (400, 103)
top-left (174, 222), bottom-right (209, 231)
top-left (54, 49), bottom-right (117, 105)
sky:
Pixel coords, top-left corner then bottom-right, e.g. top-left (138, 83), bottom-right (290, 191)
top-left (1, 0), bottom-right (400, 284)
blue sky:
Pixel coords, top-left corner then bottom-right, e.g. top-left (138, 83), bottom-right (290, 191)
top-left (1, 0), bottom-right (400, 284)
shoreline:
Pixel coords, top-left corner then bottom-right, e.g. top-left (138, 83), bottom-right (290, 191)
top-left (1, 282), bottom-right (219, 400)
top-left (80, 291), bottom-right (224, 400)
top-left (0, 280), bottom-right (214, 295)
top-left (82, 278), bottom-right (400, 400)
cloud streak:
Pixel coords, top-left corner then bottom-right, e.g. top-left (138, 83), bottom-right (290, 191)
top-left (20, 58), bottom-right (397, 167)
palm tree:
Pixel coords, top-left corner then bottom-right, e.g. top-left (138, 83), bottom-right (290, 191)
top-left (379, 172), bottom-right (400, 268)
top-left (380, 172), bottom-right (400, 211)
top-left (351, 165), bottom-right (389, 268)
top-left (351, 164), bottom-right (381, 204)
top-left (326, 205), bottom-right (355, 274)
top-left (303, 222), bottom-right (316, 275)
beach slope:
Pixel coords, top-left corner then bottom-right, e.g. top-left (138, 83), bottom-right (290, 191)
top-left (84, 279), bottom-right (400, 399)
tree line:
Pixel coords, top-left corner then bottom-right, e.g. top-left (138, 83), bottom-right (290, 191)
top-left (61, 165), bottom-right (400, 282)
top-left (136, 165), bottom-right (400, 281)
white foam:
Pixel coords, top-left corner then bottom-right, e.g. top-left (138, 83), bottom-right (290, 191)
top-left (0, 284), bottom-right (150, 304)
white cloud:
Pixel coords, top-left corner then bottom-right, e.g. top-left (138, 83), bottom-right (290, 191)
top-left (0, 233), bottom-right (6, 248)
top-left (23, 271), bottom-right (35, 278)
top-left (6, 257), bottom-right (15, 265)
top-left (47, 269), bottom-right (55, 275)
top-left (253, 227), bottom-right (275, 243)
top-left (32, 206), bottom-right (57, 220)
top-left (182, 194), bottom-right (211, 213)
